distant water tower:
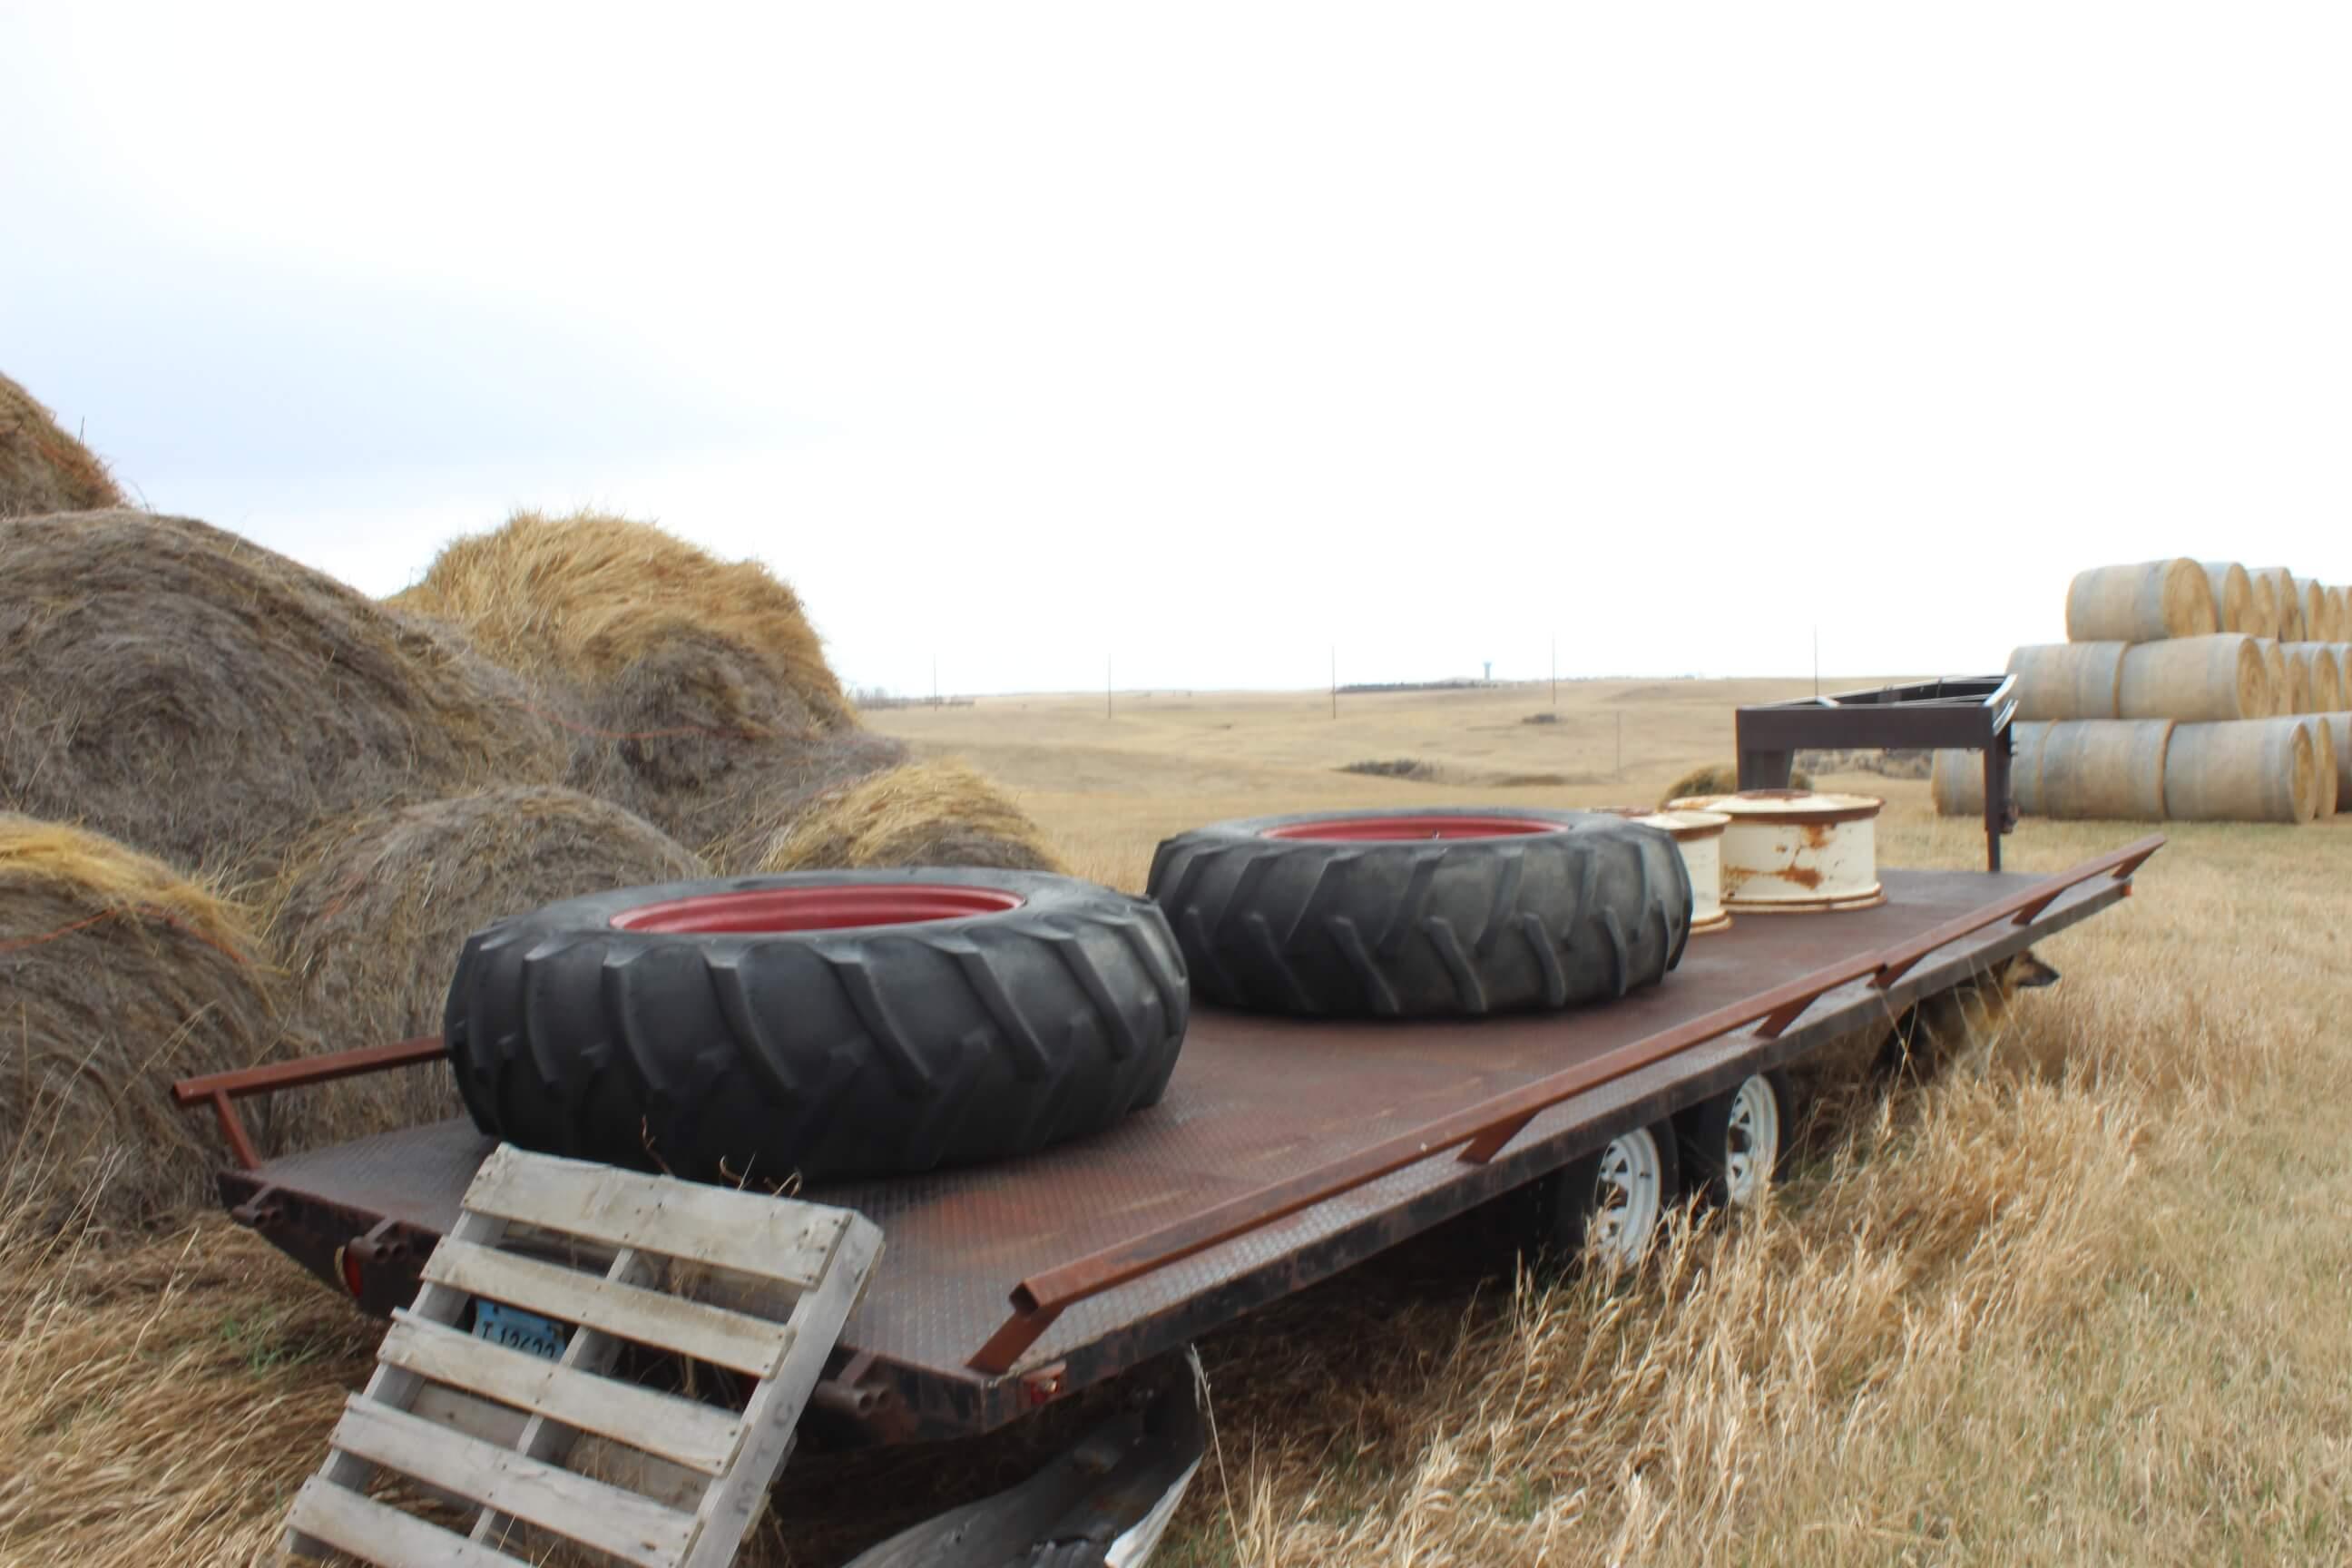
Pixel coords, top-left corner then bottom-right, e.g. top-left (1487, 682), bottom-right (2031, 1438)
top-left (1483, 661), bottom-right (1492, 681)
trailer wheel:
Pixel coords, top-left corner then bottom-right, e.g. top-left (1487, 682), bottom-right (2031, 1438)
top-left (1678, 1071), bottom-right (1789, 1208)
top-left (1146, 808), bottom-right (1690, 1017)
top-left (1549, 1121), bottom-right (1681, 1267)
top-left (443, 868), bottom-right (1190, 1184)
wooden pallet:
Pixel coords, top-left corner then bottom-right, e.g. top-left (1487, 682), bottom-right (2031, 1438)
top-left (286, 1144), bottom-right (882, 1568)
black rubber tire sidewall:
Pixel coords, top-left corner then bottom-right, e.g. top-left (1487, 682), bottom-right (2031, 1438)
top-left (1146, 808), bottom-right (1690, 1017)
top-left (444, 867), bottom-right (1190, 1184)
top-left (1674, 1069), bottom-right (1793, 1207)
top-left (1545, 1119), bottom-right (1683, 1259)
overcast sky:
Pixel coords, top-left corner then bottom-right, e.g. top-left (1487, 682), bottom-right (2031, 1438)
top-left (5, 5), bottom-right (2347, 696)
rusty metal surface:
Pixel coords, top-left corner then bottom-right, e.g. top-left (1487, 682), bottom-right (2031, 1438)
top-left (226, 859), bottom-right (2145, 1444)
top-left (174, 1036), bottom-right (449, 1172)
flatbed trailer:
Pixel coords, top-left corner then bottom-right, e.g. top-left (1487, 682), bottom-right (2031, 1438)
top-left (185, 836), bottom-right (2159, 1452)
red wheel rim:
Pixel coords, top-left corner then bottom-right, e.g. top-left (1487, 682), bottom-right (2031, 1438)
top-left (611, 884), bottom-right (1024, 934)
top-left (1260, 814), bottom-right (1568, 842)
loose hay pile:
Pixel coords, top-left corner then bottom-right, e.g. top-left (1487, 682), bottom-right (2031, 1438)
top-left (394, 510), bottom-right (891, 848)
top-left (268, 787), bottom-right (708, 1140)
top-left (0, 815), bottom-right (280, 1227)
top-left (0, 511), bottom-right (565, 879)
top-left (753, 760), bottom-right (1063, 873)
top-left (0, 372), bottom-right (121, 517)
top-left (1661, 762), bottom-right (1812, 806)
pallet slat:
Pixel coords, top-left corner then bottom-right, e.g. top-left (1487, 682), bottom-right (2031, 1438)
top-left (426, 1239), bottom-right (794, 1377)
top-left (287, 1477), bottom-right (530, 1568)
top-left (464, 1145), bottom-right (848, 1289)
top-left (330, 1396), bottom-right (693, 1568)
top-left (681, 1219), bottom-right (883, 1567)
top-left (380, 1310), bottom-right (742, 1476)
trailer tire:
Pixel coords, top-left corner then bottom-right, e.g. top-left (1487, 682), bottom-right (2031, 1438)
top-left (443, 868), bottom-right (1190, 1184)
top-left (1548, 1120), bottom-right (1681, 1267)
top-left (1146, 808), bottom-right (1690, 1017)
top-left (1677, 1071), bottom-right (1791, 1208)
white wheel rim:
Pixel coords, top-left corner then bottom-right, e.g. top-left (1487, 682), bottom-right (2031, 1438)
top-left (1588, 1127), bottom-right (1664, 1266)
top-left (1722, 1074), bottom-right (1781, 1208)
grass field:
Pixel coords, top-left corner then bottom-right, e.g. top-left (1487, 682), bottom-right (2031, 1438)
top-left (6, 678), bottom-right (2347, 1565)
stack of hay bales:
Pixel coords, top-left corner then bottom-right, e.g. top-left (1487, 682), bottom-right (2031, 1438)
top-left (2, 438), bottom-right (1061, 1213)
top-left (1934, 557), bottom-right (2352, 824)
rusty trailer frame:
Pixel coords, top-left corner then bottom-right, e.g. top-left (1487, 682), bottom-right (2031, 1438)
top-left (1736, 674), bottom-right (2020, 870)
top-left (177, 835), bottom-right (2159, 1448)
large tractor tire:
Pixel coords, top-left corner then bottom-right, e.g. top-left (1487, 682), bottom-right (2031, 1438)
top-left (1145, 808), bottom-right (1690, 1018)
top-left (444, 868), bottom-right (1189, 1184)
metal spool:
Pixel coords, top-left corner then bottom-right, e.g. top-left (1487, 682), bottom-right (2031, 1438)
top-left (1663, 789), bottom-right (1886, 913)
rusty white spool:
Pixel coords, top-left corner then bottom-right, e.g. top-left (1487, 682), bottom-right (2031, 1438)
top-left (1623, 809), bottom-right (1731, 933)
top-left (1662, 789), bottom-right (1886, 913)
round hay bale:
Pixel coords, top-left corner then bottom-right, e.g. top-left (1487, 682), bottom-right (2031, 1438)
top-left (2037, 720), bottom-right (2172, 821)
top-left (1928, 750), bottom-right (1975, 817)
top-left (2010, 721), bottom-right (2053, 815)
top-left (2322, 587), bottom-right (2347, 642)
top-left (2253, 568), bottom-right (2306, 639)
top-left (2244, 570), bottom-right (2280, 640)
top-left (2253, 639), bottom-right (2292, 717)
top-left (395, 510), bottom-right (853, 729)
top-left (0, 372), bottom-right (121, 518)
top-left (2196, 562), bottom-right (2255, 634)
top-left (1932, 724), bottom-right (2049, 818)
top-left (2291, 577), bottom-right (2330, 642)
top-left (395, 512), bottom-right (875, 851)
top-left (2309, 717), bottom-right (2339, 818)
top-left (750, 760), bottom-right (1063, 875)
top-left (563, 624), bottom-right (908, 853)
top-left (0, 814), bottom-right (282, 1228)
top-left (2282, 648), bottom-right (2313, 713)
top-left (2116, 634), bottom-right (2265, 722)
top-left (2318, 711), bottom-right (2352, 814)
top-left (2064, 559), bottom-right (2216, 642)
top-left (2288, 643), bottom-right (2345, 713)
top-left (0, 512), bottom-right (565, 878)
top-left (2164, 720), bottom-right (2317, 823)
top-left (267, 787), bottom-right (706, 1142)
top-left (2006, 642), bottom-right (2124, 720)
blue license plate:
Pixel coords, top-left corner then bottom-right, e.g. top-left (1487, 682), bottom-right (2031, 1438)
top-left (474, 1300), bottom-right (569, 1360)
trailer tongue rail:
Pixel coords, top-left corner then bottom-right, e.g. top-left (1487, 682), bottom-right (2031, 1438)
top-left (966, 833), bottom-right (2161, 1376)
top-left (172, 1034), bottom-right (446, 1172)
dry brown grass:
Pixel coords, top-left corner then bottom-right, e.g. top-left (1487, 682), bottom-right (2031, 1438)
top-left (0, 371), bottom-right (121, 517)
top-left (0, 815), bottom-right (283, 1230)
top-left (265, 787), bottom-right (707, 1142)
top-left (5, 681), bottom-right (2348, 1566)
top-left (0, 511), bottom-right (565, 880)
top-left (750, 759), bottom-right (1064, 875)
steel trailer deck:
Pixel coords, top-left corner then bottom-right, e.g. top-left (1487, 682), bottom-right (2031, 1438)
top-left (204, 842), bottom-right (2157, 1446)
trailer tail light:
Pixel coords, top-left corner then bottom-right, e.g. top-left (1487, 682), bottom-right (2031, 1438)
top-left (337, 1245), bottom-right (364, 1299)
